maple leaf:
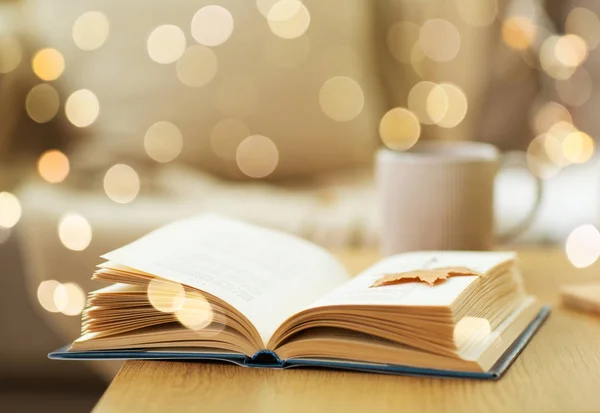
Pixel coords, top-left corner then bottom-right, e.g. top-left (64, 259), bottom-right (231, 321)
top-left (370, 267), bottom-right (479, 287)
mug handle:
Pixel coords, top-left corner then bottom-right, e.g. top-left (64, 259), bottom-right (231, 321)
top-left (496, 151), bottom-right (543, 244)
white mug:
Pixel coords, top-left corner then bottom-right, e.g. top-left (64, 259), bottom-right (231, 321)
top-left (377, 141), bottom-right (542, 255)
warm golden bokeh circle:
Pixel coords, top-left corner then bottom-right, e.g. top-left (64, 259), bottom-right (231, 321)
top-left (210, 118), bottom-right (251, 161)
top-left (32, 48), bottom-right (65, 81)
top-left (379, 107), bottom-right (421, 151)
top-left (319, 76), bottom-right (364, 122)
top-left (58, 213), bottom-right (93, 251)
top-left (147, 25), bottom-right (186, 64)
top-left (267, 0), bottom-right (311, 40)
top-left (103, 164), bottom-right (140, 204)
top-left (144, 121), bottom-right (184, 163)
top-left (65, 89), bottom-right (100, 127)
top-left (191, 5), bottom-right (234, 47)
top-left (419, 19), bottom-right (461, 62)
top-left (176, 45), bottom-right (218, 87)
top-left (26, 84), bottom-right (60, 124)
top-left (236, 135), bottom-right (279, 178)
top-left (72, 11), bottom-right (110, 51)
top-left (37, 150), bottom-right (70, 183)
top-left (0, 192), bottom-right (22, 229)
top-left (147, 279), bottom-right (186, 313)
top-left (566, 224), bottom-right (600, 268)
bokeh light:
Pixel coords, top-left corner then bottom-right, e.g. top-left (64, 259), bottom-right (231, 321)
top-left (65, 89), bottom-right (100, 127)
top-left (256, 0), bottom-right (280, 17)
top-left (58, 213), bottom-right (92, 251)
top-left (0, 35), bottom-right (22, 73)
top-left (526, 134), bottom-right (561, 179)
top-left (453, 316), bottom-right (492, 349)
top-left (176, 45), bottom-right (218, 87)
top-left (103, 164), bottom-right (140, 204)
top-left (387, 21), bottom-right (419, 64)
top-left (236, 135), bottom-right (279, 178)
top-left (147, 25), bottom-right (186, 64)
top-left (210, 118), bottom-right (250, 161)
top-left (37, 150), bottom-right (70, 183)
top-left (456, 0), bottom-right (497, 27)
top-left (555, 67), bottom-right (592, 108)
top-left (26, 84), bottom-right (60, 124)
top-left (501, 17), bottom-right (536, 50)
top-left (437, 83), bottom-right (468, 128)
top-left (319, 76), bottom-right (364, 122)
top-left (215, 76), bottom-right (259, 118)
top-left (0, 192), bottom-right (22, 229)
top-left (175, 292), bottom-right (214, 330)
top-left (264, 34), bottom-right (310, 68)
top-left (144, 121), bottom-right (184, 163)
top-left (53, 282), bottom-right (86, 316)
top-left (566, 224), bottom-right (600, 268)
top-left (562, 131), bottom-right (594, 164)
top-left (37, 280), bottom-right (61, 313)
top-left (72, 11), bottom-right (110, 51)
top-left (191, 5), bottom-right (234, 47)
top-left (532, 101), bottom-right (572, 135)
top-left (147, 278), bottom-right (186, 313)
top-left (32, 48), bottom-right (65, 81)
top-left (540, 35), bottom-right (576, 80)
top-left (408, 81), bottom-right (447, 125)
top-left (379, 107), bottom-right (421, 151)
top-left (566, 8), bottom-right (600, 50)
top-left (554, 34), bottom-right (588, 68)
top-left (267, 0), bottom-right (311, 40)
top-left (419, 19), bottom-right (461, 62)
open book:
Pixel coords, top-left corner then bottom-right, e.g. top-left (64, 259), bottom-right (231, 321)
top-left (50, 214), bottom-right (549, 379)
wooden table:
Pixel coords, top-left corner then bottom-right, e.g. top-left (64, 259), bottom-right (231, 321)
top-left (93, 248), bottom-right (600, 413)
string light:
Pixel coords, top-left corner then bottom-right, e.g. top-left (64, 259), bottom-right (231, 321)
top-left (379, 107), bottom-right (421, 151)
top-left (32, 48), bottom-right (65, 81)
top-left (103, 164), bottom-right (140, 204)
top-left (26, 84), bottom-right (60, 124)
top-left (418, 19), bottom-right (461, 62)
top-left (540, 36), bottom-right (576, 80)
top-left (147, 25), bottom-right (186, 64)
top-left (532, 101), bottom-right (572, 135)
top-left (267, 0), bottom-right (311, 40)
top-left (554, 34), bottom-right (588, 68)
top-left (566, 224), bottom-right (600, 268)
top-left (191, 5), bottom-right (234, 47)
top-left (58, 213), bottom-right (92, 251)
top-left (0, 35), bottom-right (22, 73)
top-left (72, 11), bottom-right (110, 51)
top-left (144, 121), bottom-right (184, 163)
top-left (408, 81), bottom-right (447, 125)
top-left (37, 150), bottom-right (70, 183)
top-left (176, 46), bottom-right (218, 87)
top-left (0, 192), bottom-right (22, 229)
top-left (318, 76), bottom-right (364, 122)
top-left (65, 89), bottom-right (100, 127)
top-left (236, 135), bottom-right (279, 178)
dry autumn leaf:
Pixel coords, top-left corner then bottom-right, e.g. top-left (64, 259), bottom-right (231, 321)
top-left (370, 267), bottom-right (479, 287)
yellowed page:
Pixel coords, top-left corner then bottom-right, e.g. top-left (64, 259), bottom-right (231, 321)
top-left (102, 214), bottom-right (350, 345)
top-left (309, 251), bottom-right (515, 308)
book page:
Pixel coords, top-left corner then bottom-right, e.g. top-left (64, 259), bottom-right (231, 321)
top-left (102, 214), bottom-right (350, 344)
top-left (309, 251), bottom-right (515, 308)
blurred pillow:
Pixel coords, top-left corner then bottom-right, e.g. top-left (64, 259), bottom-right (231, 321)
top-left (20, 0), bottom-right (386, 179)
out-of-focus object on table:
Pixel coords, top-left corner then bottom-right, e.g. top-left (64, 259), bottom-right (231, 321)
top-left (92, 248), bottom-right (600, 413)
top-left (561, 282), bottom-right (600, 316)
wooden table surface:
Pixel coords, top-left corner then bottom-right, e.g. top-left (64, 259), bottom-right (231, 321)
top-left (93, 248), bottom-right (600, 413)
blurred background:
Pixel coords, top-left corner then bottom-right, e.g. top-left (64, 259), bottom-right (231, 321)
top-left (1, 0), bottom-right (600, 410)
